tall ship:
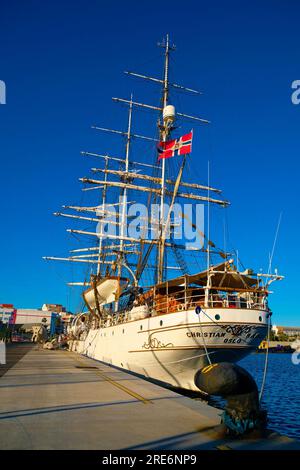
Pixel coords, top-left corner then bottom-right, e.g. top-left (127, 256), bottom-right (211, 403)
top-left (44, 36), bottom-right (283, 392)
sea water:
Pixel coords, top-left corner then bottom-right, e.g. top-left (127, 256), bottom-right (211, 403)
top-left (239, 353), bottom-right (300, 440)
top-left (206, 353), bottom-right (300, 440)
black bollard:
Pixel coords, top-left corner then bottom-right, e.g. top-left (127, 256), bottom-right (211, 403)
top-left (194, 362), bottom-right (267, 436)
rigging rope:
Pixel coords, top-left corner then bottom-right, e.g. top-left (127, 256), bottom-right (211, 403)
top-left (259, 312), bottom-right (271, 402)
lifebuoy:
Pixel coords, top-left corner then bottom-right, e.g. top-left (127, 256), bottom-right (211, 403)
top-left (168, 298), bottom-right (176, 311)
top-left (177, 303), bottom-right (185, 312)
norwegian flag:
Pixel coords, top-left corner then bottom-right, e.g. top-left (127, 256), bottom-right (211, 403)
top-left (158, 131), bottom-right (193, 160)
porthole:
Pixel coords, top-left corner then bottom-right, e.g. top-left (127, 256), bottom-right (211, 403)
top-left (215, 314), bottom-right (220, 321)
top-left (160, 320), bottom-right (163, 326)
top-left (140, 325), bottom-right (143, 331)
top-left (122, 329), bottom-right (125, 334)
top-left (259, 316), bottom-right (262, 322)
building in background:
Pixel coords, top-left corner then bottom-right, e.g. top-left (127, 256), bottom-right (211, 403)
top-left (0, 304), bottom-right (16, 325)
top-left (42, 304), bottom-right (66, 314)
top-left (16, 308), bottom-right (52, 327)
top-left (272, 325), bottom-right (300, 339)
top-left (0, 304), bottom-right (17, 341)
top-left (0, 303), bottom-right (73, 340)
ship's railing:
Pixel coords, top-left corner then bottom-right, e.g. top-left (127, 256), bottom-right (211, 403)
top-left (92, 288), bottom-right (267, 328)
top-left (151, 289), bottom-right (267, 315)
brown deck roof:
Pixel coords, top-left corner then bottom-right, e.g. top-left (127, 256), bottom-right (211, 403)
top-left (156, 260), bottom-right (258, 291)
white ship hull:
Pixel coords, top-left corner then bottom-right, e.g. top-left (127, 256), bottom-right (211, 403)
top-left (69, 307), bottom-right (267, 392)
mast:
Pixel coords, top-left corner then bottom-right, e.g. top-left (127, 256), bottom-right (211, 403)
top-left (117, 94), bottom-right (133, 280)
top-left (205, 161), bottom-right (211, 307)
top-left (157, 34), bottom-right (174, 284)
top-left (97, 156), bottom-right (109, 276)
top-left (45, 36), bottom-right (234, 296)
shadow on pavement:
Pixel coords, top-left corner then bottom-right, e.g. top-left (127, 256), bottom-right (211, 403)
top-left (0, 342), bottom-right (35, 378)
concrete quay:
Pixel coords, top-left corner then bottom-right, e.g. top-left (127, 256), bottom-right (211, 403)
top-left (0, 343), bottom-right (299, 450)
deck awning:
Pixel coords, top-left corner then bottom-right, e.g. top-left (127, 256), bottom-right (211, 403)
top-left (155, 260), bottom-right (258, 291)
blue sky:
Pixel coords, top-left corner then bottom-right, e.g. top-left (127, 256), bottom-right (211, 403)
top-left (0, 0), bottom-right (299, 325)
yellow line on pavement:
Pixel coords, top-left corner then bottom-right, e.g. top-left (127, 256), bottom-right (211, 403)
top-left (70, 353), bottom-right (152, 405)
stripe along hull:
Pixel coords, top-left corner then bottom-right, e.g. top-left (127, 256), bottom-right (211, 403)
top-left (70, 308), bottom-right (268, 391)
